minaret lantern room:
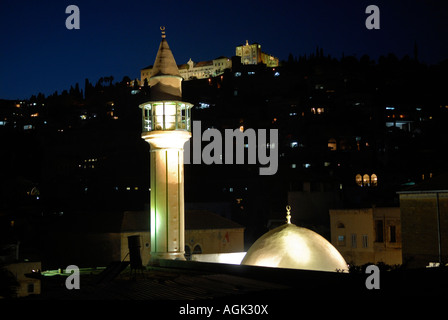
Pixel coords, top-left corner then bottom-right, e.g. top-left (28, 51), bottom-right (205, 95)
top-left (139, 27), bottom-right (192, 261)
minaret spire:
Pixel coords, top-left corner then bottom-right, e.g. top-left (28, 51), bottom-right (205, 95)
top-left (149, 26), bottom-right (182, 101)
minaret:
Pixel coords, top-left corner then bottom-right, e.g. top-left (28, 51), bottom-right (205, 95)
top-left (139, 27), bottom-right (192, 261)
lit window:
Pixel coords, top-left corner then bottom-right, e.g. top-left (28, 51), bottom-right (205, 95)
top-left (291, 164), bottom-right (296, 169)
top-left (371, 174), bottom-right (378, 187)
top-left (337, 235), bottom-right (346, 246)
top-left (355, 174), bottom-right (363, 186)
top-left (363, 174), bottom-right (370, 187)
top-left (290, 141), bottom-right (298, 148)
top-left (328, 138), bottom-right (337, 151)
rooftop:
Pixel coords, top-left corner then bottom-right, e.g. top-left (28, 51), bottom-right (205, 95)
top-left (27, 259), bottom-right (448, 301)
top-left (185, 210), bottom-right (244, 230)
top-left (398, 172), bottom-right (448, 194)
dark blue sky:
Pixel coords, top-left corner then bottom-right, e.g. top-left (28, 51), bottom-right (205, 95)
top-left (1, 0), bottom-right (447, 100)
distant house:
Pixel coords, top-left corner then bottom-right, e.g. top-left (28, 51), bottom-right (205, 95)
top-left (4, 261), bottom-right (41, 298)
top-left (397, 172), bottom-right (448, 268)
top-left (329, 207), bottom-right (402, 266)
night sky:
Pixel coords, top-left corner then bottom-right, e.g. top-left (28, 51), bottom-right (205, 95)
top-left (1, 0), bottom-right (447, 100)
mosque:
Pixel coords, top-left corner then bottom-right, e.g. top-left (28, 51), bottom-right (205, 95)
top-left (140, 27), bottom-right (348, 273)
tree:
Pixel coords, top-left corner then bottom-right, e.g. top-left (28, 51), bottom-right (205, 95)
top-left (84, 78), bottom-right (93, 99)
top-left (121, 76), bottom-right (131, 86)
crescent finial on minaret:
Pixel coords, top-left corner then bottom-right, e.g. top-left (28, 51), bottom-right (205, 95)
top-left (160, 26), bottom-right (166, 38)
top-left (286, 205), bottom-right (291, 224)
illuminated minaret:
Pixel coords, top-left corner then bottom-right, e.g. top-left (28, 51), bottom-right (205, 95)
top-left (139, 27), bottom-right (192, 261)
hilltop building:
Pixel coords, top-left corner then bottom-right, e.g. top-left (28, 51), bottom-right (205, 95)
top-left (140, 41), bottom-right (278, 84)
top-left (235, 40), bottom-right (279, 67)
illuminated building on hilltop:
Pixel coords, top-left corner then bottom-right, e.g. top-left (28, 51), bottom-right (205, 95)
top-left (139, 27), bottom-right (192, 261)
top-left (140, 40), bottom-right (277, 84)
top-left (141, 56), bottom-right (231, 83)
top-left (235, 40), bottom-right (279, 67)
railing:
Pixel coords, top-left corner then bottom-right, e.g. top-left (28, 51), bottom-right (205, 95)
top-left (141, 101), bottom-right (192, 132)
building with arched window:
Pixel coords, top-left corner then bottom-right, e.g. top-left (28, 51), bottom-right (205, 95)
top-left (184, 210), bottom-right (245, 261)
top-left (355, 173), bottom-right (379, 187)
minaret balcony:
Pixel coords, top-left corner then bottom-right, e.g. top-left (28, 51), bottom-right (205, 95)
top-left (140, 100), bottom-right (192, 132)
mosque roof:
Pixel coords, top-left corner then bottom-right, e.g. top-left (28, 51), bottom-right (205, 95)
top-left (185, 210), bottom-right (244, 230)
top-left (146, 28), bottom-right (183, 101)
top-left (150, 34), bottom-right (181, 79)
top-left (241, 206), bottom-right (348, 272)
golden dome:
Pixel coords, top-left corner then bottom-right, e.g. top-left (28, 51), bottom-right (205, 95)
top-left (241, 223), bottom-right (348, 272)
